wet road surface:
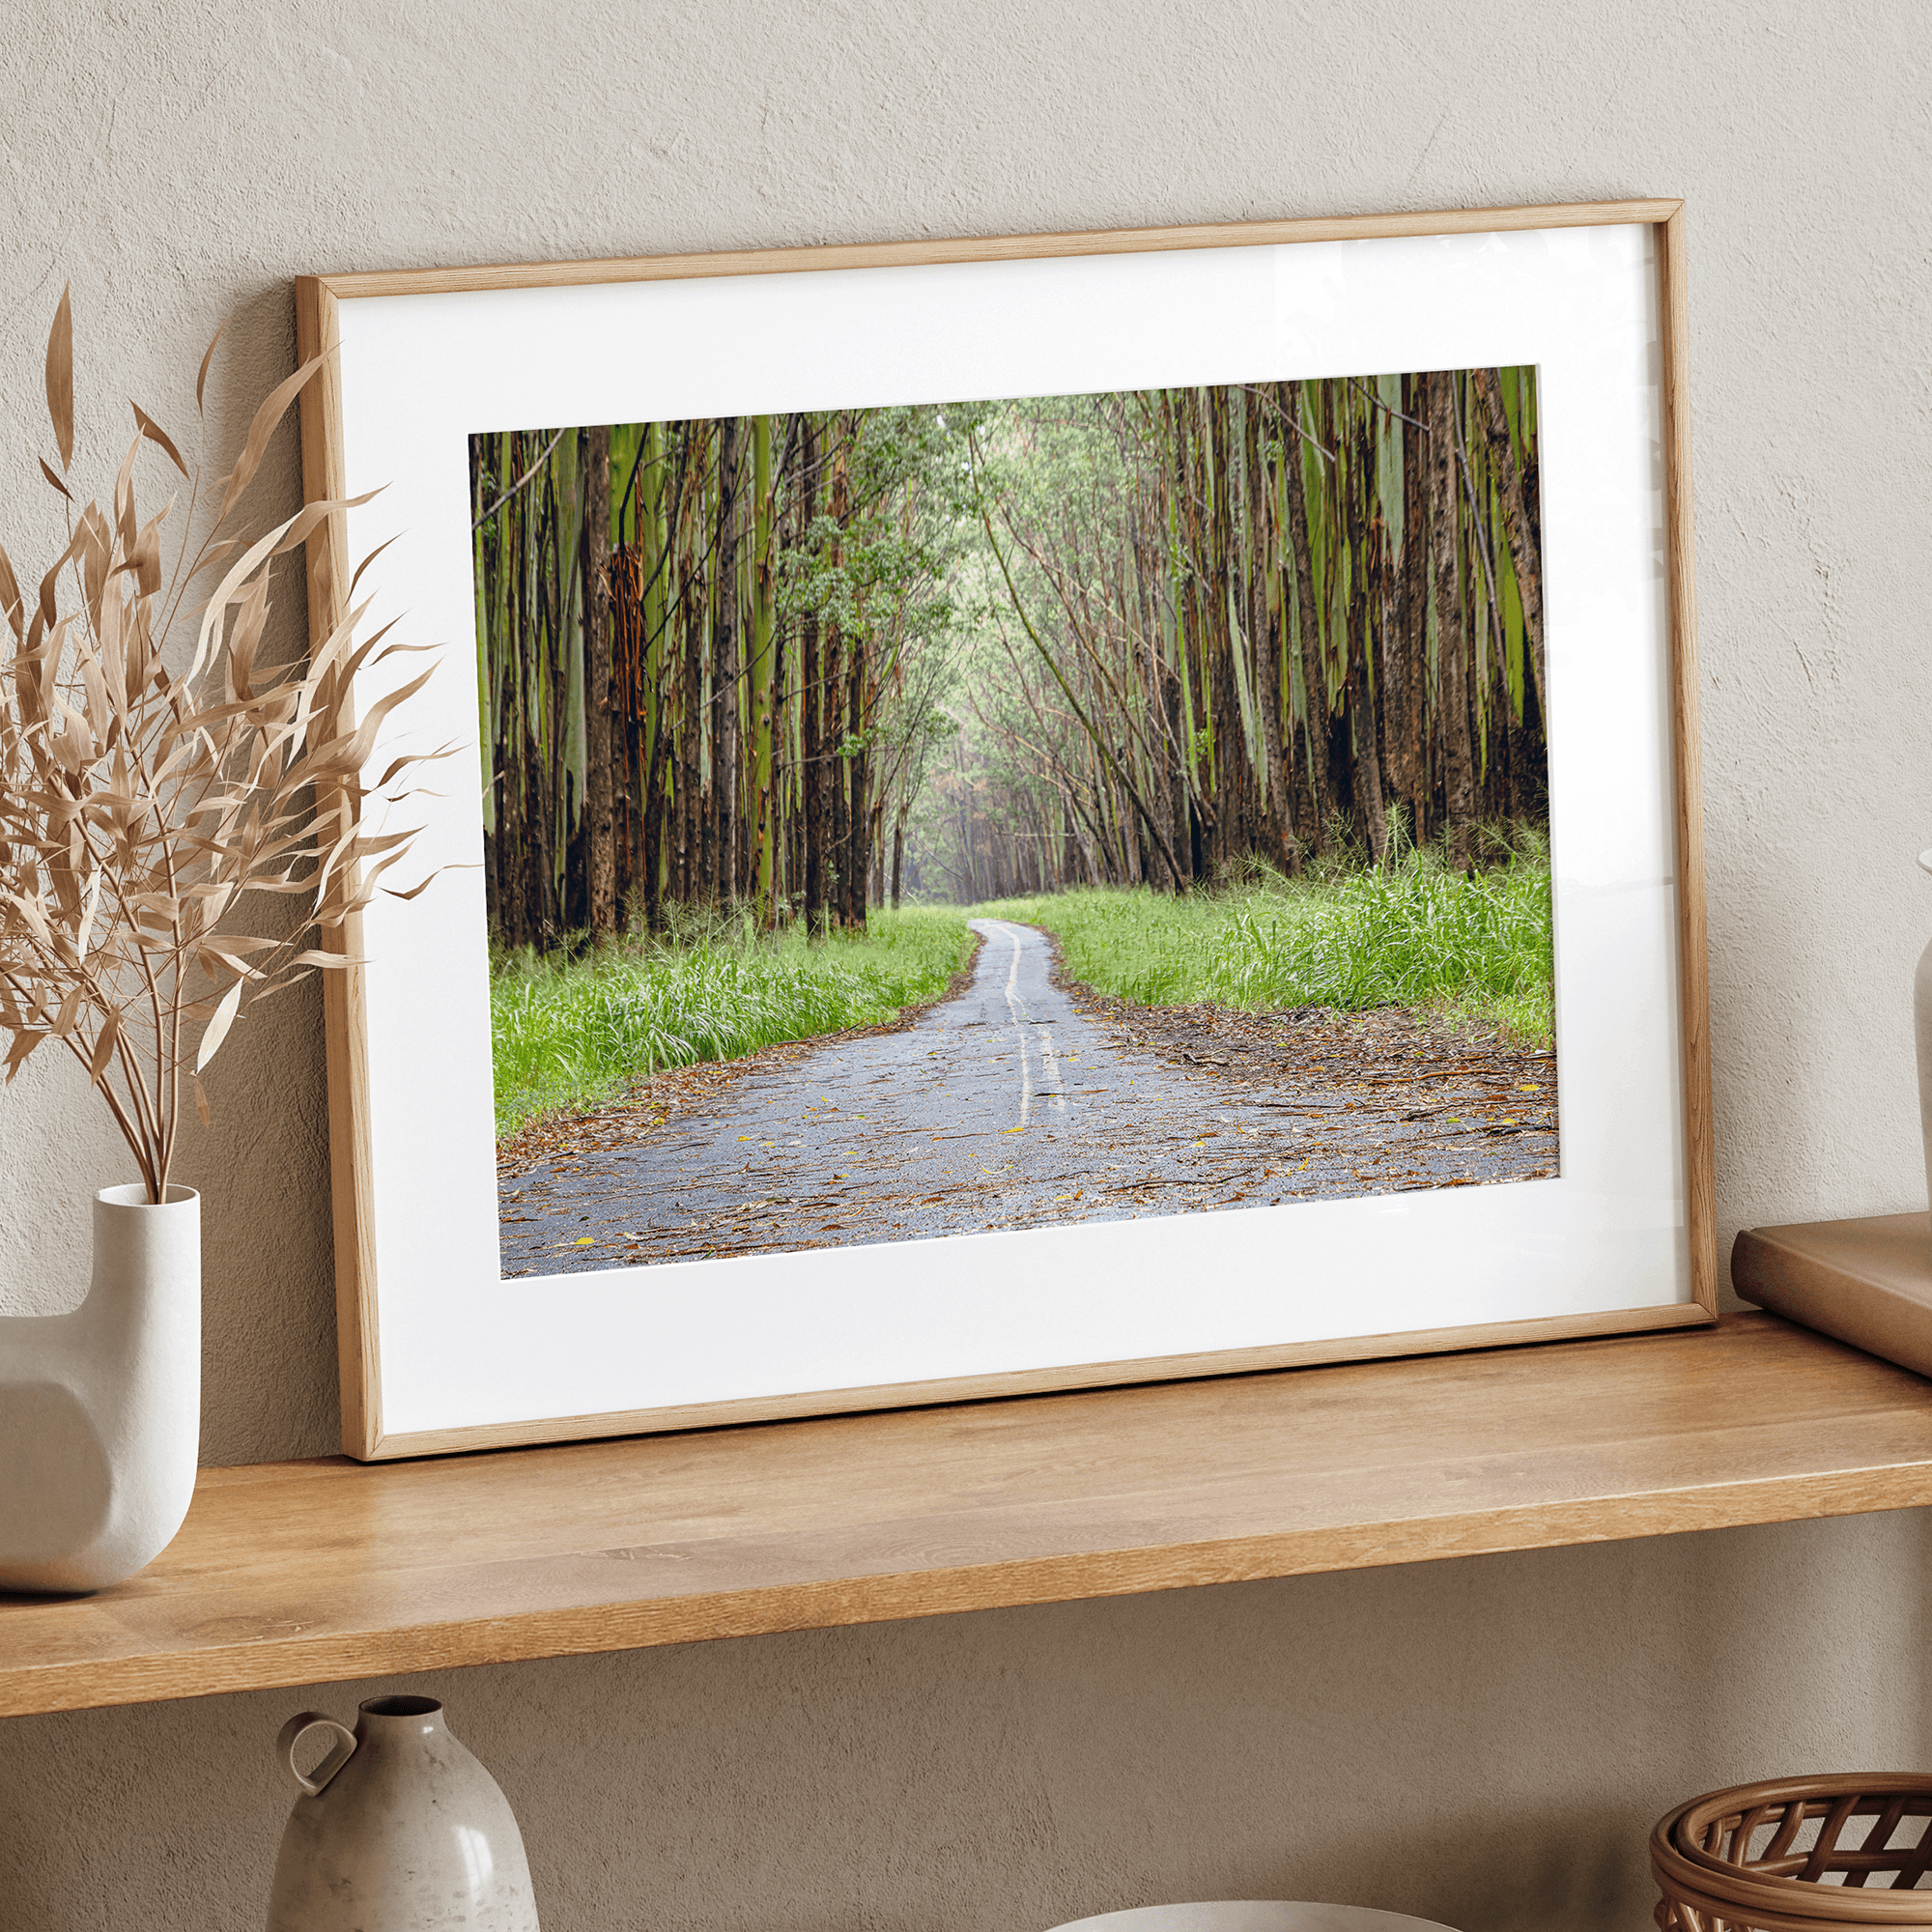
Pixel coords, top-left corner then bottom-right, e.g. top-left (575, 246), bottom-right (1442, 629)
top-left (497, 920), bottom-right (1558, 1274)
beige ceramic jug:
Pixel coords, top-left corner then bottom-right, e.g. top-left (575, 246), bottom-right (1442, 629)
top-left (266, 1695), bottom-right (541, 1931)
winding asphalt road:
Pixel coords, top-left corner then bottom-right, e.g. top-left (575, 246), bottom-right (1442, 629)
top-left (498, 920), bottom-right (1557, 1274)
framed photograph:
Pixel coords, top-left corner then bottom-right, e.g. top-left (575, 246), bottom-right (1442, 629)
top-left (296, 198), bottom-right (1713, 1462)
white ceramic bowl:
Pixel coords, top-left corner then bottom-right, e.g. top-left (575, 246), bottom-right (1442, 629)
top-left (1048, 1905), bottom-right (1461, 1932)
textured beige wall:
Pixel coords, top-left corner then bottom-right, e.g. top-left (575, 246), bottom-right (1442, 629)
top-left (3, 0), bottom-right (1930, 1926)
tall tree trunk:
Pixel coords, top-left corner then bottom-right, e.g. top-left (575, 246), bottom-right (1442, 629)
top-left (640, 647), bottom-right (669, 927)
top-left (798, 416), bottom-right (825, 928)
top-left (823, 419), bottom-right (850, 927)
top-left (1206, 387), bottom-right (1238, 876)
top-left (677, 503), bottom-right (700, 906)
top-left (1128, 498), bottom-right (1184, 893)
top-left (702, 438), bottom-right (726, 902)
top-left (713, 417), bottom-right (741, 905)
top-left (1279, 382), bottom-right (1328, 856)
top-left (1249, 386), bottom-right (1293, 872)
top-left (1161, 650), bottom-right (1189, 886)
top-left (750, 414), bottom-right (778, 924)
top-left (609, 540), bottom-right (642, 920)
top-left (1176, 395), bottom-right (1215, 873)
top-left (1399, 373), bottom-right (1430, 848)
top-left (846, 643), bottom-right (868, 929)
top-left (1471, 365), bottom-right (1546, 728)
top-left (826, 417), bottom-right (863, 928)
top-left (637, 420), bottom-right (668, 928)
top-left (526, 698), bottom-right (554, 944)
top-left (1344, 398), bottom-right (1389, 866)
top-left (1348, 630), bottom-right (1388, 867)
top-left (583, 424), bottom-right (615, 937)
top-left (1427, 372), bottom-right (1475, 870)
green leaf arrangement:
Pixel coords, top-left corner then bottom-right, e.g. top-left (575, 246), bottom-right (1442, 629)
top-left (0, 290), bottom-right (439, 1201)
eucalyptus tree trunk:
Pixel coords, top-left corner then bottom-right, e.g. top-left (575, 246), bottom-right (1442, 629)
top-left (1426, 371), bottom-right (1475, 871)
top-left (1159, 647), bottom-right (1190, 884)
top-left (797, 415), bottom-right (825, 928)
top-left (1471, 365), bottom-right (1546, 724)
top-left (750, 414), bottom-right (778, 924)
top-left (471, 437), bottom-right (498, 930)
top-left (824, 418), bottom-right (851, 927)
top-left (583, 424), bottom-right (615, 936)
top-left (846, 645), bottom-right (868, 929)
top-left (526, 691), bottom-right (554, 943)
top-left (1312, 383), bottom-right (1355, 834)
top-left (636, 421), bottom-right (667, 925)
top-left (1247, 385), bottom-right (1293, 872)
top-left (520, 452), bottom-right (557, 944)
top-left (1151, 412), bottom-right (1192, 884)
top-left (1343, 395), bottom-right (1389, 867)
top-left (1397, 373), bottom-right (1430, 846)
top-left (1177, 395), bottom-right (1216, 868)
top-left (713, 416), bottom-right (741, 904)
top-left (1206, 387), bottom-right (1238, 875)
top-left (1127, 497), bottom-right (1181, 889)
top-left (676, 441), bottom-right (701, 905)
top-left (1279, 382), bottom-right (1327, 856)
top-left (826, 417), bottom-right (867, 928)
top-left (1347, 622), bottom-right (1389, 868)
top-left (676, 458), bottom-right (696, 911)
top-left (696, 429), bottom-right (719, 903)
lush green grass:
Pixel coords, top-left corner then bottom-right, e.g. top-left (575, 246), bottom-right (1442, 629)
top-left (970, 838), bottom-right (1554, 1047)
top-left (493, 844), bottom-right (1551, 1145)
top-left (491, 906), bottom-right (976, 1141)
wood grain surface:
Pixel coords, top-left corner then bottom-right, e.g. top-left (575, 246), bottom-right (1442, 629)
top-left (293, 274), bottom-right (384, 1462)
top-left (374, 1301), bottom-right (1714, 1461)
top-left (1733, 1212), bottom-right (1932, 1379)
top-left (1658, 205), bottom-right (1719, 1321)
top-left (306, 199), bottom-right (1685, 299)
top-left (4, 1311), bottom-right (1929, 1718)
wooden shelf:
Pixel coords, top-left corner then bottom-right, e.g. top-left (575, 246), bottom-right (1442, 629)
top-left (7, 1311), bottom-right (1932, 1718)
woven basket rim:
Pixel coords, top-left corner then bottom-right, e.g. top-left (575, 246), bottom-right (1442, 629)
top-left (1653, 1849), bottom-right (1932, 1929)
top-left (1653, 1779), bottom-right (1932, 1926)
top-left (1653, 1864), bottom-right (1932, 1932)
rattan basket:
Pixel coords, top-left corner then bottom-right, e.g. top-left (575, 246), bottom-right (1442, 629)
top-left (1653, 1776), bottom-right (1932, 1931)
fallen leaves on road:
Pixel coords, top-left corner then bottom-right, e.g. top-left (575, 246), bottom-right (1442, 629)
top-left (497, 932), bottom-right (1559, 1273)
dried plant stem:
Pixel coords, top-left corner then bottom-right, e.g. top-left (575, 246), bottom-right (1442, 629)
top-left (0, 291), bottom-right (440, 1201)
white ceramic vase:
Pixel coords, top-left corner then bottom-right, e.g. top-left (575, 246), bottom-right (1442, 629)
top-left (267, 1696), bottom-right (542, 1932)
top-left (1918, 852), bottom-right (1932, 1215)
top-left (0, 1182), bottom-right (200, 1594)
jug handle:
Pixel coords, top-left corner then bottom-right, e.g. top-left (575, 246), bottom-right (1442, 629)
top-left (277, 1713), bottom-right (358, 1796)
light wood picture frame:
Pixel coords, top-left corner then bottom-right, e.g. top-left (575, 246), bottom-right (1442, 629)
top-left (297, 198), bottom-right (1714, 1462)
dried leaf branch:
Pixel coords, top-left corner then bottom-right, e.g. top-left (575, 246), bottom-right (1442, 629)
top-left (0, 289), bottom-right (440, 1201)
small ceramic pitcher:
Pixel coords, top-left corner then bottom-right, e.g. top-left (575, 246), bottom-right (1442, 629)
top-left (266, 1695), bottom-right (541, 1931)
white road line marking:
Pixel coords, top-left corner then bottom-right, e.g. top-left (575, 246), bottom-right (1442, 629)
top-left (1037, 1026), bottom-right (1066, 1112)
top-left (1000, 923), bottom-right (1032, 1127)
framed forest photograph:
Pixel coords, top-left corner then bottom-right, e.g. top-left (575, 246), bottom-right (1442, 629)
top-left (297, 200), bottom-right (1714, 1460)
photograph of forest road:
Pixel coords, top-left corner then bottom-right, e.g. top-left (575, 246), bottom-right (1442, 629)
top-left (473, 368), bottom-right (1557, 1277)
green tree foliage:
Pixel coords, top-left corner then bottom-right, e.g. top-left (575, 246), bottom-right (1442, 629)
top-left (470, 368), bottom-right (1544, 947)
top-left (919, 370), bottom-right (1546, 898)
top-left (471, 410), bottom-right (971, 950)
